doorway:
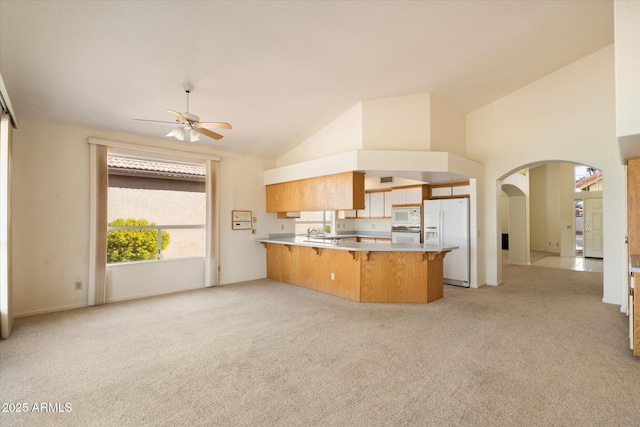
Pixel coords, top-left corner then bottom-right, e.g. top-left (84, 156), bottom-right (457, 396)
top-left (499, 162), bottom-right (604, 272)
top-left (584, 198), bottom-right (604, 258)
top-left (575, 199), bottom-right (583, 256)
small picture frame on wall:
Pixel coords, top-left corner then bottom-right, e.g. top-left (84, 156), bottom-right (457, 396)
top-left (232, 210), bottom-right (252, 230)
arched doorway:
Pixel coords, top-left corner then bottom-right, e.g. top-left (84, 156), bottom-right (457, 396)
top-left (501, 182), bottom-right (528, 266)
top-left (498, 161), bottom-right (603, 274)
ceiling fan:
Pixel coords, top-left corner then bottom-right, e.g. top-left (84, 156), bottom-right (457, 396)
top-left (134, 85), bottom-right (231, 142)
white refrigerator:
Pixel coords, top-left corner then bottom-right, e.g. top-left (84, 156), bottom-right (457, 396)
top-left (423, 198), bottom-right (470, 288)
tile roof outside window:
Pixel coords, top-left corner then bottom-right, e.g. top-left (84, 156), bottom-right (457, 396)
top-left (107, 155), bottom-right (205, 180)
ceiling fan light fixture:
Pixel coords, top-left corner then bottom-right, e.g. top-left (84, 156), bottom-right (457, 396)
top-left (136, 86), bottom-right (230, 142)
top-left (166, 127), bottom-right (185, 141)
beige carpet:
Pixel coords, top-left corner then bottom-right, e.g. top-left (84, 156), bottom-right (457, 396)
top-left (1, 264), bottom-right (638, 426)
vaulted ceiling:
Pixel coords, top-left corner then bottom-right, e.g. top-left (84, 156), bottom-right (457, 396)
top-left (0, 1), bottom-right (613, 160)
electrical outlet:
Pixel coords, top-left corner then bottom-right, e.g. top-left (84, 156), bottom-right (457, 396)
top-left (252, 229), bottom-right (256, 234)
top-left (74, 280), bottom-right (82, 290)
top-left (372, 224), bottom-right (375, 229)
top-left (281, 224), bottom-right (284, 230)
top-left (331, 272), bottom-right (335, 280)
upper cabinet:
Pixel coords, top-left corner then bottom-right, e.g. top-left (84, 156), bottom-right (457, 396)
top-left (369, 191), bottom-right (385, 218)
top-left (266, 171), bottom-right (365, 212)
top-left (388, 185), bottom-right (430, 206)
top-left (357, 192), bottom-right (370, 218)
top-left (430, 182), bottom-right (470, 198)
top-left (356, 190), bottom-right (390, 218)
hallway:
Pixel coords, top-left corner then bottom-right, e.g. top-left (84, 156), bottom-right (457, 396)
top-left (529, 250), bottom-right (603, 272)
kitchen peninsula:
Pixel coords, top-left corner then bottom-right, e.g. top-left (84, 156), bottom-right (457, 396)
top-left (258, 236), bottom-right (456, 304)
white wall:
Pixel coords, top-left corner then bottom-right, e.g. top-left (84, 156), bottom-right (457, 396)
top-left (362, 94), bottom-right (431, 151)
top-left (11, 119), bottom-right (275, 316)
top-left (277, 93), bottom-right (468, 167)
top-left (429, 94), bottom-right (467, 157)
top-left (507, 195), bottom-right (527, 265)
top-left (106, 258), bottom-right (205, 303)
top-left (466, 45), bottom-right (627, 308)
top-left (502, 176), bottom-right (529, 266)
top-left (529, 166), bottom-right (549, 252)
top-left (614, 0), bottom-right (640, 138)
top-left (500, 192), bottom-right (509, 234)
top-left (529, 163), bottom-right (571, 255)
top-left (277, 103), bottom-right (363, 167)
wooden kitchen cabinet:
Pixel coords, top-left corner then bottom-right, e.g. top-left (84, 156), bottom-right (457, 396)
top-left (627, 158), bottom-right (640, 356)
top-left (357, 192), bottom-right (370, 218)
top-left (263, 242), bottom-right (449, 303)
top-left (266, 171), bottom-right (365, 212)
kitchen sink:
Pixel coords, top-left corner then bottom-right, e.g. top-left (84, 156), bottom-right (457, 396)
top-left (303, 237), bottom-right (342, 245)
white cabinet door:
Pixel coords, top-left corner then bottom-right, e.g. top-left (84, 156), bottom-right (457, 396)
top-left (405, 187), bottom-right (423, 204)
top-left (369, 192), bottom-right (384, 217)
top-left (389, 187), bottom-right (424, 206)
top-left (357, 192), bottom-right (370, 218)
top-left (431, 186), bottom-right (452, 198)
top-left (383, 191), bottom-right (393, 217)
top-left (388, 189), bottom-right (406, 206)
top-left (452, 185), bottom-right (470, 196)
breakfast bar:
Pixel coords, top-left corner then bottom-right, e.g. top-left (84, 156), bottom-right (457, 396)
top-left (257, 236), bottom-right (457, 303)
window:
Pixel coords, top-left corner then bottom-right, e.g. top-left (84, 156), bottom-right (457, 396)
top-left (294, 211), bottom-right (336, 235)
top-left (107, 154), bottom-right (206, 263)
top-left (574, 166), bottom-right (603, 192)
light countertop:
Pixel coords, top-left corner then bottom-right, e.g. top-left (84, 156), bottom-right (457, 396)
top-left (256, 235), bottom-right (457, 253)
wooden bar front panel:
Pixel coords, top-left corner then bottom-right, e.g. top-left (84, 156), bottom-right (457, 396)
top-left (360, 252), bottom-right (428, 303)
top-left (264, 243), bottom-right (446, 304)
top-left (297, 246), bottom-right (361, 301)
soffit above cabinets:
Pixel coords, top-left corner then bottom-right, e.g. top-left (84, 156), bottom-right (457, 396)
top-left (264, 150), bottom-right (483, 186)
top-left (618, 134), bottom-right (640, 164)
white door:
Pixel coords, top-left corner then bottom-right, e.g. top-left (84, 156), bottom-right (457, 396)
top-left (584, 198), bottom-right (604, 259)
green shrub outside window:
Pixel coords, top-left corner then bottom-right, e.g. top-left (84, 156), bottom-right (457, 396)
top-left (107, 218), bottom-right (170, 263)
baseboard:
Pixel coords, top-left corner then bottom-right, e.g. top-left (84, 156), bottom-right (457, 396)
top-left (14, 286), bottom-right (208, 317)
top-left (105, 284), bottom-right (205, 303)
top-left (14, 303), bottom-right (88, 318)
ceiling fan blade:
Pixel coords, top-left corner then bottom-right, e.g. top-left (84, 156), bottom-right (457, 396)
top-left (167, 109), bottom-right (189, 124)
top-left (197, 122), bottom-right (232, 129)
top-left (196, 127), bottom-right (224, 140)
top-left (133, 118), bottom-right (176, 124)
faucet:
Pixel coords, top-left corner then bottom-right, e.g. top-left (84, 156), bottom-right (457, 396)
top-left (307, 227), bottom-right (322, 237)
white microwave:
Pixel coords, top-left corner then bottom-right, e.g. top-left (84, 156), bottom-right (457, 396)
top-left (392, 207), bottom-right (421, 227)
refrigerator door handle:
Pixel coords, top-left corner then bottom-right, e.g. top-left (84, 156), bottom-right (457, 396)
top-left (439, 209), bottom-right (444, 245)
